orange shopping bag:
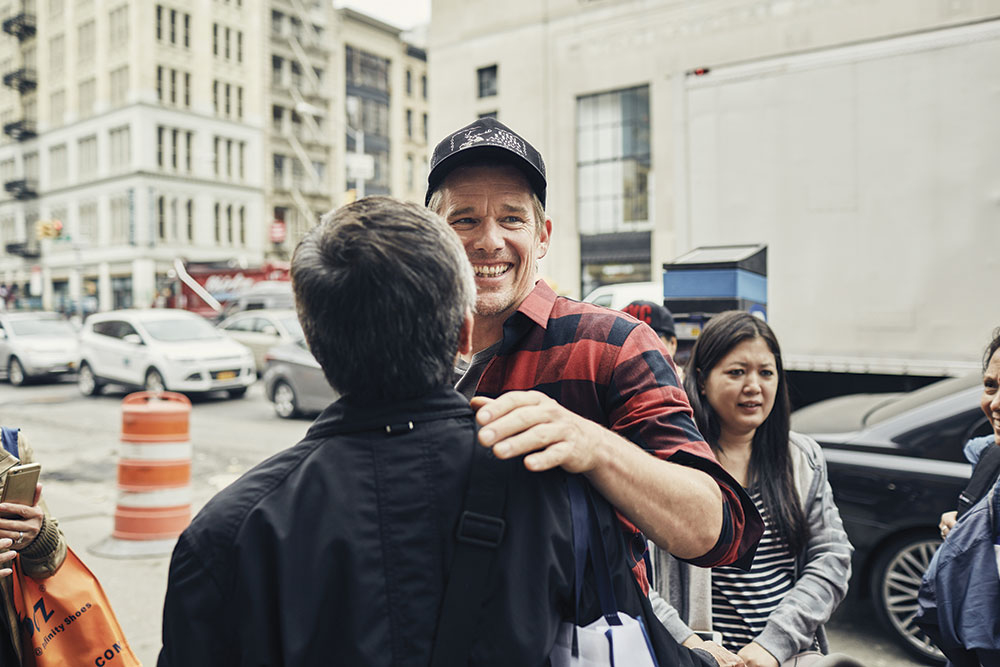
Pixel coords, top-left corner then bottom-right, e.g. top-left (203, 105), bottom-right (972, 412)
top-left (11, 546), bottom-right (140, 667)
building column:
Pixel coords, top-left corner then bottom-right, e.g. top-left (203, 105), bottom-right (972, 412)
top-left (98, 262), bottom-right (112, 312)
top-left (131, 258), bottom-right (156, 309)
top-left (68, 267), bottom-right (82, 317)
top-left (40, 266), bottom-right (53, 311)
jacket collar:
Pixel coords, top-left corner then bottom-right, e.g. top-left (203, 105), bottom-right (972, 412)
top-left (305, 385), bottom-right (473, 439)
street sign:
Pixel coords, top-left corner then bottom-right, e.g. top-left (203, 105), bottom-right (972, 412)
top-left (270, 220), bottom-right (287, 244)
top-left (345, 153), bottom-right (375, 181)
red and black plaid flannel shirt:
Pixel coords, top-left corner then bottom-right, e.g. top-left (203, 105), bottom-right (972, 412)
top-left (474, 281), bottom-right (762, 593)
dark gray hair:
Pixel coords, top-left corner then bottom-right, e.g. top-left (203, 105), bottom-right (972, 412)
top-left (291, 196), bottom-right (475, 401)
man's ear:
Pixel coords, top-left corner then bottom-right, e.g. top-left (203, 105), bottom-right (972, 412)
top-left (537, 217), bottom-right (552, 259)
top-left (457, 309), bottom-right (474, 356)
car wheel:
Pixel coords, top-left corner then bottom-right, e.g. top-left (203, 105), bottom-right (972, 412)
top-left (227, 387), bottom-right (248, 399)
top-left (77, 362), bottom-right (103, 396)
top-left (869, 532), bottom-right (946, 664)
top-left (144, 368), bottom-right (166, 394)
top-left (272, 380), bottom-right (299, 419)
top-left (7, 357), bottom-right (26, 386)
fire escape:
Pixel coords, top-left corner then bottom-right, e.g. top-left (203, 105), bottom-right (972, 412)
top-left (1, 1), bottom-right (39, 259)
top-left (272, 0), bottom-right (331, 234)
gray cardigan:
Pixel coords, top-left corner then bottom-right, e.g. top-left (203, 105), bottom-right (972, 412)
top-left (650, 432), bottom-right (853, 663)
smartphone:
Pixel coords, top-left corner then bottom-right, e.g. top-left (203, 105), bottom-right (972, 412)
top-left (694, 630), bottom-right (724, 644)
top-left (0, 463), bottom-right (40, 506)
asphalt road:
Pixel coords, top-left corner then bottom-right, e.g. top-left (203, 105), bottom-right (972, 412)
top-left (0, 377), bottom-right (927, 665)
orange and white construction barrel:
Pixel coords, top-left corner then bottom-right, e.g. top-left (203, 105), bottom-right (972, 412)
top-left (90, 391), bottom-right (192, 558)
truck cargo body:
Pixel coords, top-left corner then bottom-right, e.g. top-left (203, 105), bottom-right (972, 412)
top-left (676, 20), bottom-right (999, 385)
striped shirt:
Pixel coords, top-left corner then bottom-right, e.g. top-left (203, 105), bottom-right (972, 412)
top-left (711, 486), bottom-right (796, 652)
top-left (472, 280), bottom-right (763, 591)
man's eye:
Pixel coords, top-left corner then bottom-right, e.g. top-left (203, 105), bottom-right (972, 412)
top-left (450, 218), bottom-right (476, 226)
top-left (500, 216), bottom-right (524, 225)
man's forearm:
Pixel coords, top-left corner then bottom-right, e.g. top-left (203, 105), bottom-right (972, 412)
top-left (583, 422), bottom-right (724, 559)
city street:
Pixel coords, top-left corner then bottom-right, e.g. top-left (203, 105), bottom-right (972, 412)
top-left (0, 378), bottom-right (921, 665)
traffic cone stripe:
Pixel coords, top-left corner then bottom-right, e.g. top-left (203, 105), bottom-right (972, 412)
top-left (119, 442), bottom-right (192, 461)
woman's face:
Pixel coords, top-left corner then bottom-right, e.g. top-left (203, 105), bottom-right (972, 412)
top-left (702, 336), bottom-right (778, 441)
top-left (981, 348), bottom-right (1000, 443)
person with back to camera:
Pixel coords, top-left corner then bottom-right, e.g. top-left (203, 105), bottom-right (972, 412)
top-left (649, 311), bottom-right (861, 667)
top-left (937, 327), bottom-right (1000, 541)
top-left (157, 196), bottom-right (719, 666)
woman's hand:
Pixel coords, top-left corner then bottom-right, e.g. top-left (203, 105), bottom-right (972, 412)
top-left (0, 483), bottom-right (43, 551)
top-left (737, 642), bottom-right (779, 667)
top-left (683, 635), bottom-right (746, 667)
top-left (0, 538), bottom-right (16, 577)
top-left (939, 510), bottom-right (957, 539)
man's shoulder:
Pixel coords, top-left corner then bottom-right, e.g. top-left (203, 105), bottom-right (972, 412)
top-left (184, 439), bottom-right (322, 550)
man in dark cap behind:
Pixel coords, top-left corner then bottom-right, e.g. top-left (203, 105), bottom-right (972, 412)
top-left (425, 117), bottom-right (762, 590)
top-left (624, 300), bottom-right (679, 360)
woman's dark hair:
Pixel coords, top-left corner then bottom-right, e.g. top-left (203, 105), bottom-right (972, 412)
top-left (984, 327), bottom-right (1000, 372)
top-left (682, 310), bottom-right (808, 554)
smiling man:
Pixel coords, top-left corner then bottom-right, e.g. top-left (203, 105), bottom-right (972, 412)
top-left (426, 118), bottom-right (762, 585)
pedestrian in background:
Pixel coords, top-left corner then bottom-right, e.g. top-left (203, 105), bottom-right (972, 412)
top-left (623, 299), bottom-right (682, 379)
top-left (0, 428), bottom-right (68, 665)
top-left (650, 311), bottom-right (859, 667)
top-left (938, 327), bottom-right (1000, 540)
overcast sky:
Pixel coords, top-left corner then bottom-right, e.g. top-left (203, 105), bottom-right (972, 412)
top-left (335, 0), bottom-right (432, 31)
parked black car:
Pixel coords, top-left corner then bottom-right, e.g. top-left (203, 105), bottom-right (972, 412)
top-left (790, 373), bottom-right (989, 664)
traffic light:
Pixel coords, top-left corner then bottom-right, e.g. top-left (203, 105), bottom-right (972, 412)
top-left (35, 219), bottom-right (64, 239)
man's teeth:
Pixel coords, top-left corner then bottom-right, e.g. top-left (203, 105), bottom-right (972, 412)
top-left (475, 264), bottom-right (510, 277)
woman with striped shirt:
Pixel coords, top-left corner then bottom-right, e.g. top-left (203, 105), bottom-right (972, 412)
top-left (650, 311), bottom-right (858, 667)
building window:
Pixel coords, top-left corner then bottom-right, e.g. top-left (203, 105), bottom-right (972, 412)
top-left (169, 9), bottom-right (176, 44)
top-left (214, 203), bottom-right (220, 243)
top-left (156, 5), bottom-right (162, 41)
top-left (78, 135), bottom-right (97, 179)
top-left (79, 202), bottom-right (98, 244)
top-left (77, 20), bottom-right (96, 64)
top-left (272, 56), bottom-right (282, 85)
top-left (49, 34), bottom-right (65, 80)
top-left (477, 65), bottom-right (497, 98)
top-left (50, 89), bottom-right (66, 126)
top-left (478, 111), bottom-right (498, 120)
top-left (237, 87), bottom-right (243, 119)
top-left (212, 23), bottom-right (218, 56)
top-left (421, 74), bottom-right (427, 100)
top-left (238, 143), bottom-right (245, 180)
top-left (272, 105), bottom-right (283, 131)
top-left (576, 85), bottom-right (651, 236)
top-left (157, 66), bottom-right (163, 102)
top-left (238, 206), bottom-right (245, 246)
top-left (184, 72), bottom-right (190, 108)
top-left (171, 129), bottom-right (179, 169)
top-left (183, 14), bottom-right (190, 47)
top-left (110, 66), bottom-right (129, 106)
top-left (405, 69), bottom-right (412, 96)
top-left (157, 126), bottom-right (165, 167)
top-left (185, 132), bottom-right (193, 172)
top-left (158, 196), bottom-right (166, 240)
top-left (213, 137), bottom-right (220, 175)
top-left (345, 46), bottom-right (390, 92)
top-left (170, 69), bottom-right (177, 104)
top-left (273, 154), bottom-right (285, 187)
top-left (109, 126), bottom-right (130, 171)
top-left (226, 205), bottom-right (233, 244)
top-left (406, 109), bottom-right (412, 139)
top-left (78, 78), bottom-right (96, 117)
top-left (109, 5), bottom-right (129, 51)
top-left (422, 113), bottom-right (428, 141)
top-left (49, 144), bottom-right (68, 187)
top-left (186, 199), bottom-right (194, 242)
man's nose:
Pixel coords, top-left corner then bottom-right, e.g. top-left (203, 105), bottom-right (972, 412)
top-left (472, 219), bottom-right (504, 252)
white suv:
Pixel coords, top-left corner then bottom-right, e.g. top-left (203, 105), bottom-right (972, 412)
top-left (77, 309), bottom-right (256, 398)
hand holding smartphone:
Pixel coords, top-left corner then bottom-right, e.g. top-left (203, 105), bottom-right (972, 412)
top-left (1, 462), bottom-right (41, 507)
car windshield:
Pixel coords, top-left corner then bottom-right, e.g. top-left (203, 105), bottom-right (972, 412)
top-left (280, 316), bottom-right (302, 339)
top-left (865, 372), bottom-right (983, 426)
top-left (8, 317), bottom-right (76, 337)
top-left (142, 318), bottom-right (223, 342)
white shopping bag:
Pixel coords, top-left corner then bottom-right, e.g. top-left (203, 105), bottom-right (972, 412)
top-left (551, 612), bottom-right (659, 667)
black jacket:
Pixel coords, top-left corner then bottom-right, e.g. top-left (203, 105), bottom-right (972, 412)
top-left (158, 386), bottom-right (708, 666)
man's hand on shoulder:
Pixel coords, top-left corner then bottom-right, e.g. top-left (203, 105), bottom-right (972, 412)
top-left (471, 391), bottom-right (606, 473)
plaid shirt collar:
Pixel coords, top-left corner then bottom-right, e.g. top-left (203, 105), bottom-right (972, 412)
top-left (498, 280), bottom-right (557, 354)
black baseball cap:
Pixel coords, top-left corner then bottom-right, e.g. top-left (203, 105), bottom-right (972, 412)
top-left (623, 301), bottom-right (676, 339)
top-left (425, 117), bottom-right (547, 207)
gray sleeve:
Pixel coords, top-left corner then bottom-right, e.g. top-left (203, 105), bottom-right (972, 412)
top-left (754, 442), bottom-right (853, 662)
top-left (649, 587), bottom-right (697, 645)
